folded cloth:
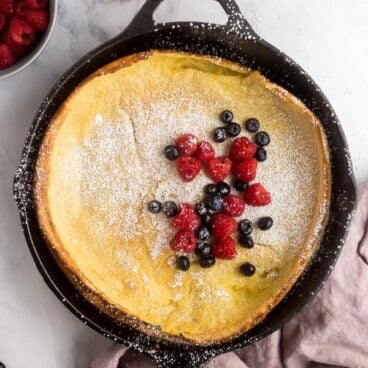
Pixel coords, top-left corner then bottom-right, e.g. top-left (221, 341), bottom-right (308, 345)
top-left (92, 183), bottom-right (368, 368)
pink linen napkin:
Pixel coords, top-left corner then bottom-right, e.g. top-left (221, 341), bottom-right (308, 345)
top-left (93, 183), bottom-right (368, 368)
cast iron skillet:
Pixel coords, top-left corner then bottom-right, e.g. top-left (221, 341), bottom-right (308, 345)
top-left (13, 0), bottom-right (356, 367)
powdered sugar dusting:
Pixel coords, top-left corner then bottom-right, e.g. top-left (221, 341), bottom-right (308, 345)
top-left (54, 52), bottom-right (328, 271)
top-left (33, 52), bottom-right (332, 345)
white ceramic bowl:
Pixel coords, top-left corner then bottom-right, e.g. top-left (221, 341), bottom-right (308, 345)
top-left (0, 0), bottom-right (58, 79)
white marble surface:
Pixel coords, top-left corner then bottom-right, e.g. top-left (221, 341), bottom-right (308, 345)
top-left (1, 0), bottom-right (368, 367)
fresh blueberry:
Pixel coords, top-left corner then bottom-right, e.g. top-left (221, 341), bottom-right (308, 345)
top-left (255, 131), bottom-right (270, 147)
top-left (164, 145), bottom-right (179, 161)
top-left (238, 219), bottom-right (253, 235)
top-left (255, 147), bottom-right (267, 162)
top-left (206, 194), bottom-right (224, 212)
top-left (217, 181), bottom-right (231, 196)
top-left (195, 242), bottom-right (211, 257)
top-left (148, 200), bottom-right (161, 214)
top-left (196, 226), bottom-right (211, 241)
top-left (245, 118), bottom-right (260, 133)
top-left (162, 201), bottom-right (178, 218)
top-left (258, 216), bottom-right (273, 230)
top-left (195, 202), bottom-right (208, 216)
top-left (213, 127), bottom-right (228, 142)
top-left (201, 214), bottom-right (212, 226)
top-left (220, 110), bottom-right (233, 124)
top-left (240, 262), bottom-right (256, 276)
top-left (227, 122), bottom-right (241, 137)
top-left (204, 183), bottom-right (218, 196)
top-left (234, 179), bottom-right (248, 192)
top-left (176, 256), bottom-right (190, 271)
top-left (239, 235), bottom-right (254, 249)
top-left (200, 256), bottom-right (216, 268)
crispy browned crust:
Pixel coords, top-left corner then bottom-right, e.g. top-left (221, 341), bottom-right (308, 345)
top-left (34, 51), bottom-right (331, 345)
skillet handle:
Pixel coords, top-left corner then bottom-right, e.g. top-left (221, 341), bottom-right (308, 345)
top-left (123, 0), bottom-right (256, 37)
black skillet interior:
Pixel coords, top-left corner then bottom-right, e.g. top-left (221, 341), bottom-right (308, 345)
top-left (13, 0), bottom-right (356, 367)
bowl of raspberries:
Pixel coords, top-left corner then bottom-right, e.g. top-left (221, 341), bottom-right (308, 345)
top-left (0, 0), bottom-right (57, 78)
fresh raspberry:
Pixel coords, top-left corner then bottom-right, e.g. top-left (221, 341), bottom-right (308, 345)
top-left (24, 9), bottom-right (48, 32)
top-left (0, 43), bottom-right (15, 69)
top-left (0, 0), bottom-right (14, 18)
top-left (176, 156), bottom-right (201, 182)
top-left (170, 230), bottom-right (196, 253)
top-left (244, 183), bottom-right (272, 206)
top-left (172, 203), bottom-right (200, 231)
top-left (229, 137), bottom-right (257, 161)
top-left (15, 1), bottom-right (27, 17)
top-left (232, 158), bottom-right (258, 182)
top-left (194, 140), bottom-right (215, 161)
top-left (223, 195), bottom-right (245, 217)
top-left (176, 134), bottom-right (199, 156)
top-left (0, 11), bottom-right (6, 32)
top-left (3, 31), bottom-right (30, 56)
top-left (25, 0), bottom-right (48, 9)
top-left (210, 213), bottom-right (237, 240)
top-left (212, 236), bottom-right (237, 260)
top-left (205, 156), bottom-right (232, 182)
top-left (9, 17), bottom-right (36, 46)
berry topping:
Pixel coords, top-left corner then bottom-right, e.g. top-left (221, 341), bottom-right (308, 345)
top-left (162, 201), bottom-right (178, 218)
top-left (24, 9), bottom-right (48, 32)
top-left (164, 144), bottom-right (179, 161)
top-left (238, 219), bottom-right (253, 235)
top-left (176, 134), bottom-right (199, 156)
top-left (217, 181), bottom-right (231, 196)
top-left (204, 183), bottom-right (218, 196)
top-left (220, 110), bottom-right (233, 124)
top-left (255, 131), bottom-right (270, 147)
top-left (234, 179), bottom-right (248, 192)
top-left (244, 183), bottom-right (272, 206)
top-left (0, 43), bottom-right (15, 69)
top-left (205, 194), bottom-right (223, 212)
top-left (223, 195), bottom-right (245, 217)
top-left (25, 0), bottom-right (48, 9)
top-left (240, 262), bottom-right (256, 276)
top-left (0, 12), bottom-right (6, 33)
top-left (176, 256), bottom-right (190, 271)
top-left (195, 201), bottom-right (208, 216)
top-left (195, 242), bottom-right (211, 257)
top-left (173, 203), bottom-right (200, 231)
top-left (212, 236), bottom-right (237, 260)
top-left (200, 256), bottom-right (216, 268)
top-left (232, 158), bottom-right (258, 182)
top-left (0, 0), bottom-right (14, 17)
top-left (213, 127), bottom-right (227, 142)
top-left (227, 122), bottom-right (241, 137)
top-left (239, 234), bottom-right (254, 249)
top-left (229, 137), bottom-right (257, 161)
top-left (205, 156), bottom-right (232, 182)
top-left (255, 147), bottom-right (267, 162)
top-left (258, 216), bottom-right (273, 230)
top-left (147, 200), bottom-right (161, 214)
top-left (196, 225), bottom-right (211, 241)
top-left (176, 156), bottom-right (201, 182)
top-left (210, 213), bottom-right (237, 240)
top-left (170, 230), bottom-right (196, 253)
top-left (194, 140), bottom-right (215, 161)
top-left (9, 17), bottom-right (35, 46)
top-left (245, 118), bottom-right (260, 133)
top-left (200, 214), bottom-right (211, 226)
